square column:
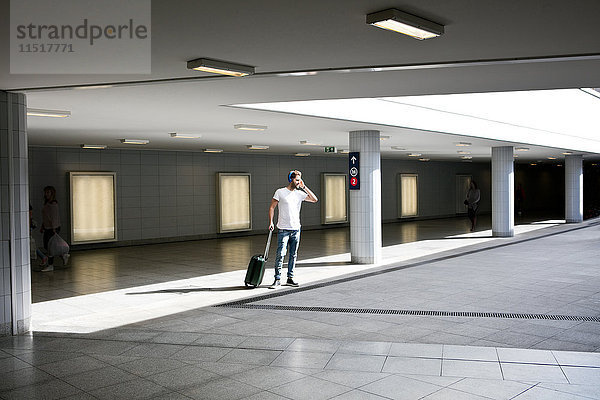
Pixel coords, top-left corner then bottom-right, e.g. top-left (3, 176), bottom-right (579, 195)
top-left (349, 130), bottom-right (381, 264)
top-left (0, 91), bottom-right (31, 336)
top-left (492, 146), bottom-right (514, 237)
top-left (565, 155), bottom-right (583, 223)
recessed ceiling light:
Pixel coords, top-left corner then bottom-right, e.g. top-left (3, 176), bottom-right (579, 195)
top-left (234, 124), bottom-right (267, 131)
top-left (338, 149), bottom-right (350, 154)
top-left (562, 151), bottom-right (573, 155)
top-left (27, 108), bottom-right (71, 118)
top-left (457, 150), bottom-right (471, 155)
top-left (408, 153), bottom-right (422, 157)
top-left (418, 158), bottom-right (430, 162)
top-left (187, 58), bottom-right (254, 77)
top-left (557, 164), bottom-right (563, 167)
top-left (300, 140), bottom-right (322, 146)
top-left (120, 139), bottom-right (149, 145)
top-left (530, 163), bottom-right (537, 166)
top-left (515, 147), bottom-right (530, 151)
top-left (203, 148), bottom-right (223, 153)
top-left (247, 144), bottom-right (269, 150)
top-left (80, 144), bottom-right (107, 149)
top-left (455, 142), bottom-right (471, 147)
top-left (547, 157), bottom-right (557, 160)
top-left (461, 156), bottom-right (472, 160)
top-left (169, 132), bottom-right (201, 139)
top-left (295, 153), bottom-right (310, 157)
top-left (391, 146), bottom-right (405, 150)
top-left (366, 8), bottom-right (444, 40)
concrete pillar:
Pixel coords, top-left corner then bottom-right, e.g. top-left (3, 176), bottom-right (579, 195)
top-left (0, 91), bottom-right (31, 336)
top-left (492, 146), bottom-right (514, 237)
top-left (349, 130), bottom-right (381, 264)
top-left (565, 155), bottom-right (583, 223)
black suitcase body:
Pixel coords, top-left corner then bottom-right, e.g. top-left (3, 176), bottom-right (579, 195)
top-left (244, 230), bottom-right (273, 288)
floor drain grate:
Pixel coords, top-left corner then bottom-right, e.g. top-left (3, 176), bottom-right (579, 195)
top-left (215, 304), bottom-right (600, 322)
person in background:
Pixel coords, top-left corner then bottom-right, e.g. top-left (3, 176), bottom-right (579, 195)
top-left (40, 186), bottom-right (69, 272)
top-left (466, 180), bottom-right (481, 232)
top-left (268, 170), bottom-right (318, 288)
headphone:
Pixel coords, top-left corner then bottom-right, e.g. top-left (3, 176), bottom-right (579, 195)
top-left (288, 170), bottom-right (295, 182)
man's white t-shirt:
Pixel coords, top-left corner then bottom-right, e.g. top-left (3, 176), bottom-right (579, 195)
top-left (273, 187), bottom-right (308, 230)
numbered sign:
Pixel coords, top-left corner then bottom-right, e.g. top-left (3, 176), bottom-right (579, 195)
top-left (349, 152), bottom-right (360, 190)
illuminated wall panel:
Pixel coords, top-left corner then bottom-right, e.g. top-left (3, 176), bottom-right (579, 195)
top-left (70, 172), bottom-right (117, 244)
top-left (399, 174), bottom-right (418, 217)
top-left (217, 173), bottom-right (252, 233)
top-left (322, 173), bottom-right (347, 224)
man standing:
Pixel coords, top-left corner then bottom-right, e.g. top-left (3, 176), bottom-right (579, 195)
top-left (268, 170), bottom-right (318, 288)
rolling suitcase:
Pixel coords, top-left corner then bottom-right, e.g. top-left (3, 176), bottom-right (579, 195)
top-left (244, 230), bottom-right (273, 288)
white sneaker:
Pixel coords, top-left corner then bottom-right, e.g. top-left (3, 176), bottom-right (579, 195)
top-left (40, 265), bottom-right (54, 272)
top-left (62, 253), bottom-right (70, 266)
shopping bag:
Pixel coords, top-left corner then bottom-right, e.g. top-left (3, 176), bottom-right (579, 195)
top-left (48, 233), bottom-right (69, 256)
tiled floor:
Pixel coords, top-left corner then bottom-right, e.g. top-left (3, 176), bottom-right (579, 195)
top-left (2, 215), bottom-right (599, 399)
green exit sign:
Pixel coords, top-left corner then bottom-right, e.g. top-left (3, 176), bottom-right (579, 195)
top-left (324, 146), bottom-right (336, 153)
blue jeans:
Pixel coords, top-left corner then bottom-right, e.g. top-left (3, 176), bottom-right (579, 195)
top-left (274, 229), bottom-right (301, 280)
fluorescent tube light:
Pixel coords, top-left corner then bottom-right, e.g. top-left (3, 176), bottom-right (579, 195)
top-left (515, 147), bottom-right (529, 151)
top-left (120, 139), bottom-right (149, 145)
top-left (246, 145), bottom-right (269, 150)
top-left (187, 58), bottom-right (254, 77)
top-left (80, 144), bottom-right (107, 149)
top-left (169, 132), bottom-right (201, 139)
top-left (300, 140), bottom-right (322, 146)
top-left (366, 8), bottom-right (444, 40)
top-left (27, 108), bottom-right (71, 118)
top-left (295, 153), bottom-right (311, 157)
top-left (562, 151), bottom-right (573, 155)
top-left (408, 153), bottom-right (421, 157)
top-left (203, 148), bottom-right (223, 153)
top-left (547, 157), bottom-right (557, 160)
top-left (461, 156), bottom-right (472, 160)
top-left (455, 142), bottom-right (472, 147)
top-left (234, 124), bottom-right (267, 131)
top-left (418, 158), bottom-right (430, 162)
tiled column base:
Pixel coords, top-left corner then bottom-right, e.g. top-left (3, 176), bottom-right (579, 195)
top-left (349, 130), bottom-right (381, 264)
top-left (565, 155), bottom-right (583, 223)
top-left (0, 91), bottom-right (32, 336)
top-left (492, 146), bottom-right (514, 237)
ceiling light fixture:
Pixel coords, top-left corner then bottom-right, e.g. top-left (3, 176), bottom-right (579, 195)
top-left (247, 145), bottom-right (269, 150)
top-left (80, 144), bottom-right (107, 149)
top-left (418, 158), bottom-right (430, 162)
top-left (234, 124), bottom-right (267, 131)
top-left (187, 58), bottom-right (254, 77)
top-left (391, 146), bottom-right (406, 150)
top-left (203, 148), bottom-right (223, 153)
top-left (169, 132), bottom-right (201, 139)
top-left (380, 135), bottom-right (391, 140)
top-left (547, 157), bottom-right (557, 160)
top-left (455, 142), bottom-right (472, 147)
top-left (300, 140), bottom-right (322, 146)
top-left (338, 149), bottom-right (350, 154)
top-left (120, 139), bottom-right (149, 145)
top-left (408, 153), bottom-right (422, 157)
top-left (26, 108), bottom-right (71, 118)
top-left (457, 150), bottom-right (471, 155)
top-left (366, 8), bottom-right (444, 40)
top-left (562, 151), bottom-right (573, 155)
top-left (461, 156), bottom-right (472, 160)
top-left (295, 153), bottom-right (310, 157)
top-left (515, 147), bottom-right (530, 151)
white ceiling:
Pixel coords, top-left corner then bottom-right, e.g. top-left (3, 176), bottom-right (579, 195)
top-left (3, 0), bottom-right (600, 162)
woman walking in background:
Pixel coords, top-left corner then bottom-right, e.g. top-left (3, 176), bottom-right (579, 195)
top-left (40, 186), bottom-right (69, 271)
top-left (466, 180), bottom-right (481, 232)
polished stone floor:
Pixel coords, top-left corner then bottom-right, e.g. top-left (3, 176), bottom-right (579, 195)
top-left (2, 215), bottom-right (599, 399)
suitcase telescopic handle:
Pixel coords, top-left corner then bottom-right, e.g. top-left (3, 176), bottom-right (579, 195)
top-left (264, 229), bottom-right (273, 260)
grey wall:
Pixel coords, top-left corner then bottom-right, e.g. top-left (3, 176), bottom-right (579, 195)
top-left (29, 146), bottom-right (491, 248)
